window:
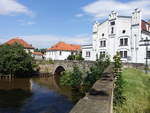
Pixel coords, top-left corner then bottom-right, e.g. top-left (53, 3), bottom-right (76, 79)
top-left (111, 21), bottom-right (115, 25)
top-left (100, 51), bottom-right (105, 56)
top-left (120, 38), bottom-right (128, 46)
top-left (122, 30), bottom-right (126, 34)
top-left (124, 38), bottom-right (128, 46)
top-left (86, 51), bottom-right (90, 57)
top-left (120, 39), bottom-right (124, 46)
top-left (71, 52), bottom-right (74, 55)
top-left (59, 51), bottom-right (62, 55)
top-left (102, 33), bottom-right (104, 36)
top-left (119, 51), bottom-right (128, 58)
top-left (111, 27), bottom-right (114, 34)
top-left (100, 40), bottom-right (106, 47)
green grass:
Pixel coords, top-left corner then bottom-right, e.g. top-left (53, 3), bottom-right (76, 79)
top-left (114, 68), bottom-right (150, 113)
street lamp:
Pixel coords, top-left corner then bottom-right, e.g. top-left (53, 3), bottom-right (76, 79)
top-left (139, 37), bottom-right (150, 74)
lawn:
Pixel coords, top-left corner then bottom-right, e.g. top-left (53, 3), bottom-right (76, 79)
top-left (114, 68), bottom-right (150, 113)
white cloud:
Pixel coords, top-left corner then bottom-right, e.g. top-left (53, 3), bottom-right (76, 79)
top-left (82, 0), bottom-right (150, 20)
top-left (0, 0), bottom-right (33, 16)
top-left (0, 34), bottom-right (91, 48)
top-left (75, 13), bottom-right (84, 18)
top-left (17, 19), bottom-right (35, 26)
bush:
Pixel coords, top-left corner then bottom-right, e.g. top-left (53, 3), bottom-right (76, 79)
top-left (60, 66), bottom-right (83, 87)
top-left (0, 44), bottom-right (36, 77)
top-left (83, 54), bottom-right (110, 88)
top-left (113, 52), bottom-right (125, 106)
top-left (67, 54), bottom-right (84, 60)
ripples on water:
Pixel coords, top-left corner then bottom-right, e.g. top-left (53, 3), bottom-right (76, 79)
top-left (0, 77), bottom-right (74, 113)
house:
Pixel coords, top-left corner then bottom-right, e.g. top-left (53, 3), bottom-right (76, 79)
top-left (32, 52), bottom-right (44, 60)
top-left (5, 38), bottom-right (34, 53)
top-left (82, 9), bottom-right (150, 64)
top-left (45, 42), bottom-right (81, 60)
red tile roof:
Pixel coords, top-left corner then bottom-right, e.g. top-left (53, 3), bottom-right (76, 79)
top-left (47, 42), bottom-right (81, 51)
top-left (141, 20), bottom-right (150, 32)
top-left (32, 52), bottom-right (43, 56)
top-left (5, 38), bottom-right (34, 49)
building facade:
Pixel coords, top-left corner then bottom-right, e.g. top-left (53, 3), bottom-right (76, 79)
top-left (45, 42), bottom-right (81, 60)
top-left (32, 52), bottom-right (44, 60)
top-left (82, 9), bottom-right (150, 64)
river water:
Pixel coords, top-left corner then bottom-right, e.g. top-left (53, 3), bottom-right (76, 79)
top-left (0, 77), bottom-right (74, 113)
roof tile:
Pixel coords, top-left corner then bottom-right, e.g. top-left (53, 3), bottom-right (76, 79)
top-left (47, 42), bottom-right (81, 51)
top-left (5, 38), bottom-right (34, 49)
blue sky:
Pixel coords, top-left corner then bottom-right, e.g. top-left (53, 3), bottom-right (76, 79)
top-left (0, 0), bottom-right (150, 48)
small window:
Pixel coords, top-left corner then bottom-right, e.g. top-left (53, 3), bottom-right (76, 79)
top-left (59, 51), bottom-right (62, 55)
top-left (120, 38), bottom-right (128, 46)
top-left (71, 52), bottom-right (74, 55)
top-left (111, 27), bottom-right (114, 34)
top-left (124, 51), bottom-right (127, 58)
top-left (120, 51), bottom-right (123, 58)
top-left (102, 33), bottom-right (104, 36)
top-left (86, 51), bottom-right (90, 57)
top-left (119, 51), bottom-right (128, 58)
top-left (122, 30), bottom-right (126, 34)
top-left (120, 39), bottom-right (124, 46)
top-left (111, 21), bottom-right (115, 25)
top-left (100, 40), bottom-right (106, 47)
top-left (124, 38), bottom-right (128, 46)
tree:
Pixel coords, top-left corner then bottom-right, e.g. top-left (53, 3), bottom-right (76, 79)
top-left (0, 44), bottom-right (36, 77)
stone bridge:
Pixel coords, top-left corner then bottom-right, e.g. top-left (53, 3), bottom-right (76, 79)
top-left (39, 60), bottom-right (95, 76)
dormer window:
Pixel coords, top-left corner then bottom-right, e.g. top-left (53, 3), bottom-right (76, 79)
top-left (111, 21), bottom-right (115, 25)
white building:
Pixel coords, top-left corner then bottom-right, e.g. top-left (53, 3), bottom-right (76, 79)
top-left (82, 9), bottom-right (150, 64)
top-left (32, 52), bottom-right (44, 60)
top-left (45, 42), bottom-right (81, 60)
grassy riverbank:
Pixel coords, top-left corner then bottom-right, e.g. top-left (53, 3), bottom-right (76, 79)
top-left (114, 68), bottom-right (150, 113)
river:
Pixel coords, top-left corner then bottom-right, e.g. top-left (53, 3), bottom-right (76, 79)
top-left (0, 77), bottom-right (75, 113)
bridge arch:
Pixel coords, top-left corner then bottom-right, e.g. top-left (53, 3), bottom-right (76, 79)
top-left (54, 66), bottom-right (65, 76)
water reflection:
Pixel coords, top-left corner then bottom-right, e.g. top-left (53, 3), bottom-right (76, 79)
top-left (0, 77), bottom-right (74, 113)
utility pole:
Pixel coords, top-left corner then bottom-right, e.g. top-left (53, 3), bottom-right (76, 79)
top-left (139, 37), bottom-right (150, 74)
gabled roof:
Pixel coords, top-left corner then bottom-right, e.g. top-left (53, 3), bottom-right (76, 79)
top-left (32, 52), bottom-right (43, 56)
top-left (47, 42), bottom-right (81, 51)
top-left (141, 20), bottom-right (150, 32)
top-left (5, 38), bottom-right (34, 49)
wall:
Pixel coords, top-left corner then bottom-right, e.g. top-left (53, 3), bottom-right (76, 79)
top-left (69, 65), bottom-right (114, 113)
top-left (45, 50), bottom-right (76, 60)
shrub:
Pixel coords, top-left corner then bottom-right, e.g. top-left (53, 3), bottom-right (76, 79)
top-left (67, 54), bottom-right (84, 60)
top-left (60, 66), bottom-right (82, 87)
top-left (113, 52), bottom-right (125, 106)
top-left (83, 54), bottom-right (110, 90)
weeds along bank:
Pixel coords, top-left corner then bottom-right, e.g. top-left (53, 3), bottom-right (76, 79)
top-left (114, 68), bottom-right (150, 113)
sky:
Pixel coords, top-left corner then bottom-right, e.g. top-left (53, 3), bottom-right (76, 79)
top-left (0, 0), bottom-right (150, 48)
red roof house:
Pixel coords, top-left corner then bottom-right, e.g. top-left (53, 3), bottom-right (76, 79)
top-left (5, 38), bottom-right (34, 49)
top-left (47, 42), bottom-right (81, 51)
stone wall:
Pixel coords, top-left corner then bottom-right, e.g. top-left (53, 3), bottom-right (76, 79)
top-left (69, 65), bottom-right (114, 113)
